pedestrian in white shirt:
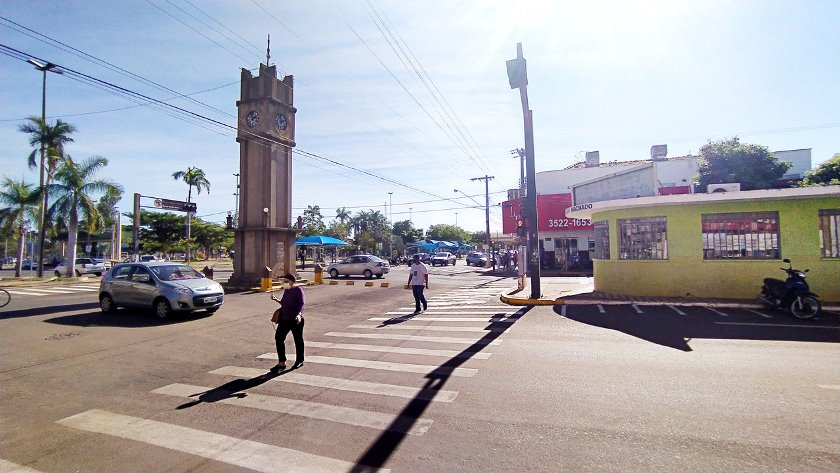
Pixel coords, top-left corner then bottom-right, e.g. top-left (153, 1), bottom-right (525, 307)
top-left (407, 254), bottom-right (429, 314)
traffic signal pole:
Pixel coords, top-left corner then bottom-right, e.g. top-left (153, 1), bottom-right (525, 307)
top-left (507, 43), bottom-right (541, 299)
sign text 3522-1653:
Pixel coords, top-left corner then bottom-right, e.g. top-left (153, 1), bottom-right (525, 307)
top-left (546, 218), bottom-right (591, 228)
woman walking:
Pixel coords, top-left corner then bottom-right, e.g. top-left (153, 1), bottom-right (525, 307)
top-left (270, 273), bottom-right (305, 371)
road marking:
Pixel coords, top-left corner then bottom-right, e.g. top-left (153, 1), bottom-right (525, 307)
top-left (397, 306), bottom-right (512, 310)
top-left (257, 353), bottom-right (478, 377)
top-left (715, 322), bottom-right (840, 329)
top-left (10, 288), bottom-right (78, 294)
top-left (631, 304), bottom-right (644, 314)
top-left (305, 340), bottom-right (492, 359)
top-left (746, 309), bottom-right (773, 319)
top-left (384, 311), bottom-right (518, 316)
top-left (667, 305), bottom-right (687, 315)
top-left (560, 305), bottom-right (567, 317)
top-left (371, 317), bottom-right (514, 323)
top-left (597, 304), bottom-right (605, 313)
top-left (348, 324), bottom-right (507, 333)
top-left (57, 409), bottom-right (388, 472)
top-left (4, 290), bottom-right (51, 296)
top-left (0, 459), bottom-right (44, 472)
top-left (325, 332), bottom-right (501, 345)
top-left (152, 383), bottom-right (433, 436)
top-left (817, 385), bottom-right (840, 390)
top-left (210, 366), bottom-right (459, 402)
top-left (706, 307), bottom-right (729, 317)
top-left (62, 286), bottom-right (99, 291)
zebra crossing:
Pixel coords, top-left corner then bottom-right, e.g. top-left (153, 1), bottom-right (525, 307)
top-left (41, 281), bottom-right (518, 472)
top-left (1, 284), bottom-right (99, 299)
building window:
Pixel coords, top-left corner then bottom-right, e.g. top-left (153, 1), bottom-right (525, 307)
top-left (819, 209), bottom-right (840, 258)
top-left (618, 217), bottom-right (667, 260)
top-left (593, 221), bottom-right (610, 259)
top-left (702, 212), bottom-right (779, 260)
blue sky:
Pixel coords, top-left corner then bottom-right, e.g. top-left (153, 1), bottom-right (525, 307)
top-left (1, 0), bottom-right (838, 235)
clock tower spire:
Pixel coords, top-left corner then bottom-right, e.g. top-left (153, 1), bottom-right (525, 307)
top-left (228, 61), bottom-right (298, 288)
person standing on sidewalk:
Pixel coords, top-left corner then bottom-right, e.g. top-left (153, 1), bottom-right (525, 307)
top-left (407, 254), bottom-right (429, 314)
top-left (269, 273), bottom-right (305, 371)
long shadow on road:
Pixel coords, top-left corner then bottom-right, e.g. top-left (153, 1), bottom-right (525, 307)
top-left (557, 305), bottom-right (840, 351)
top-left (350, 306), bottom-right (531, 472)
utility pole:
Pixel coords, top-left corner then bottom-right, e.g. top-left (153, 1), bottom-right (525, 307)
top-left (512, 148), bottom-right (526, 194)
top-left (507, 43), bottom-right (540, 298)
top-left (471, 175), bottom-right (494, 267)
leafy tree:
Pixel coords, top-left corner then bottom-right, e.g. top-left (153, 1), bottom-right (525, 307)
top-left (191, 219), bottom-right (234, 259)
top-left (351, 210), bottom-right (391, 253)
top-left (324, 220), bottom-right (350, 241)
top-left (801, 153), bottom-right (840, 186)
top-left (301, 205), bottom-right (326, 236)
top-left (426, 224), bottom-right (470, 243)
top-left (48, 156), bottom-right (122, 277)
top-left (471, 231), bottom-right (488, 245)
top-left (131, 210), bottom-right (185, 255)
top-left (391, 219), bottom-right (423, 244)
top-left (0, 177), bottom-right (38, 277)
top-left (698, 137), bottom-right (791, 191)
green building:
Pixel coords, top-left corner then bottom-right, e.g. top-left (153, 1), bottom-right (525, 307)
top-left (567, 186), bottom-right (840, 301)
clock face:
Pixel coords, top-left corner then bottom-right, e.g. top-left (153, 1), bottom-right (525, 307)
top-left (245, 110), bottom-right (260, 128)
top-left (274, 113), bottom-right (288, 131)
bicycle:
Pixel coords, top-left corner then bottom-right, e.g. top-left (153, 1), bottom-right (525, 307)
top-left (0, 287), bottom-right (10, 308)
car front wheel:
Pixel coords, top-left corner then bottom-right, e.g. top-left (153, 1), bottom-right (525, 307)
top-left (329, 269), bottom-right (339, 279)
top-left (154, 298), bottom-right (172, 319)
top-left (363, 269), bottom-right (373, 279)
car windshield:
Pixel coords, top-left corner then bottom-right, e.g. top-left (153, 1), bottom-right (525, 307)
top-left (369, 256), bottom-right (385, 263)
top-left (151, 265), bottom-right (204, 281)
top-left (434, 253), bottom-right (449, 257)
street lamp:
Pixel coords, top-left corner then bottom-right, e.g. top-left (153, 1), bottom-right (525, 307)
top-left (388, 192), bottom-right (393, 222)
top-left (28, 59), bottom-right (62, 278)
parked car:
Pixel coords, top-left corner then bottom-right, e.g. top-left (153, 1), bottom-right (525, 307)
top-left (20, 259), bottom-right (38, 270)
top-left (326, 254), bottom-right (390, 279)
top-left (93, 258), bottom-right (113, 270)
top-left (466, 251), bottom-right (488, 266)
top-left (1, 257), bottom-right (17, 269)
top-left (99, 262), bottom-right (224, 318)
top-left (431, 252), bottom-right (456, 266)
top-left (54, 258), bottom-right (106, 277)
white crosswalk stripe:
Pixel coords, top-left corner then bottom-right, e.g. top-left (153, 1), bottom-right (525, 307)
top-left (305, 340), bottom-right (492, 359)
top-left (324, 331), bottom-right (502, 346)
top-left (57, 409), bottom-right (389, 473)
top-left (4, 290), bottom-right (52, 297)
top-left (210, 366), bottom-right (460, 401)
top-left (384, 311), bottom-right (518, 316)
top-left (398, 305), bottom-right (512, 310)
top-left (152, 383), bottom-right (433, 436)
top-left (11, 288), bottom-right (77, 294)
top-left (348, 324), bottom-right (507, 333)
top-left (258, 353), bottom-right (479, 377)
top-left (372, 317), bottom-right (514, 323)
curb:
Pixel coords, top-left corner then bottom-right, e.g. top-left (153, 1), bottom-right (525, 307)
top-left (499, 287), bottom-right (565, 306)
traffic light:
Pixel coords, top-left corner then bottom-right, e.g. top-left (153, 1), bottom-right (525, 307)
top-left (516, 218), bottom-right (526, 236)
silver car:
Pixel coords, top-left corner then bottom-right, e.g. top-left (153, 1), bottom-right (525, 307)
top-left (326, 254), bottom-right (390, 279)
top-left (99, 262), bottom-right (224, 318)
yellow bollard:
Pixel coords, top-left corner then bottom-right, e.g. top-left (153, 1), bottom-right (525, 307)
top-left (260, 277), bottom-right (272, 292)
top-left (314, 264), bottom-right (324, 284)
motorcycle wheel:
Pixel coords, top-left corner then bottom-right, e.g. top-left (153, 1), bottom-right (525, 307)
top-left (790, 296), bottom-right (820, 320)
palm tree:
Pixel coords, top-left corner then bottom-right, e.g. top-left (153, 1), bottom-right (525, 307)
top-left (48, 156), bottom-right (122, 277)
top-left (172, 167), bottom-right (210, 262)
top-left (19, 117), bottom-right (77, 276)
top-left (335, 207), bottom-right (351, 225)
top-left (0, 177), bottom-right (39, 277)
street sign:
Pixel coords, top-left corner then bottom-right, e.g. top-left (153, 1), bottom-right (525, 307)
top-left (147, 197), bottom-right (196, 213)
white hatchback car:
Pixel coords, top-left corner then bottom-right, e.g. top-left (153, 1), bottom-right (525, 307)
top-left (326, 254), bottom-right (390, 279)
top-left (54, 257), bottom-right (106, 277)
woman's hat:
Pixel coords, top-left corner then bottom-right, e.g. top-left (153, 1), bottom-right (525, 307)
top-left (282, 273), bottom-right (296, 282)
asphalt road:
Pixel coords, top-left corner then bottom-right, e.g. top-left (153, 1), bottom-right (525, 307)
top-left (1, 266), bottom-right (838, 472)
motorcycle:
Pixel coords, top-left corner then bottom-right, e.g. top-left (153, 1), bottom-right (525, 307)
top-left (757, 258), bottom-right (821, 319)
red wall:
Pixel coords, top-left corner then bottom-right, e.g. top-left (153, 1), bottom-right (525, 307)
top-left (502, 193), bottom-right (593, 234)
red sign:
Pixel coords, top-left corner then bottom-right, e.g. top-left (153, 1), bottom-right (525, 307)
top-left (501, 193), bottom-right (593, 234)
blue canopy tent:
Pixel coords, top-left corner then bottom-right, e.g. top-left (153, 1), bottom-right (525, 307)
top-left (295, 235), bottom-right (350, 246)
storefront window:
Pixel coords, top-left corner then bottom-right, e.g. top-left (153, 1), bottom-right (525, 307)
top-left (593, 221), bottom-right (610, 259)
top-left (618, 217), bottom-right (667, 260)
top-left (701, 212), bottom-right (779, 259)
top-left (819, 209), bottom-right (840, 258)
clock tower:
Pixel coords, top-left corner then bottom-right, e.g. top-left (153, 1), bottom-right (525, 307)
top-left (228, 63), bottom-right (299, 287)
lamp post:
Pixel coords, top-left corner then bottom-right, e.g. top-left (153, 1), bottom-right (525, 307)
top-left (28, 59), bottom-right (61, 278)
top-left (388, 192), bottom-right (393, 222)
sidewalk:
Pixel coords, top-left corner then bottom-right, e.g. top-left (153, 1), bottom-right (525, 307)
top-left (500, 276), bottom-right (840, 311)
